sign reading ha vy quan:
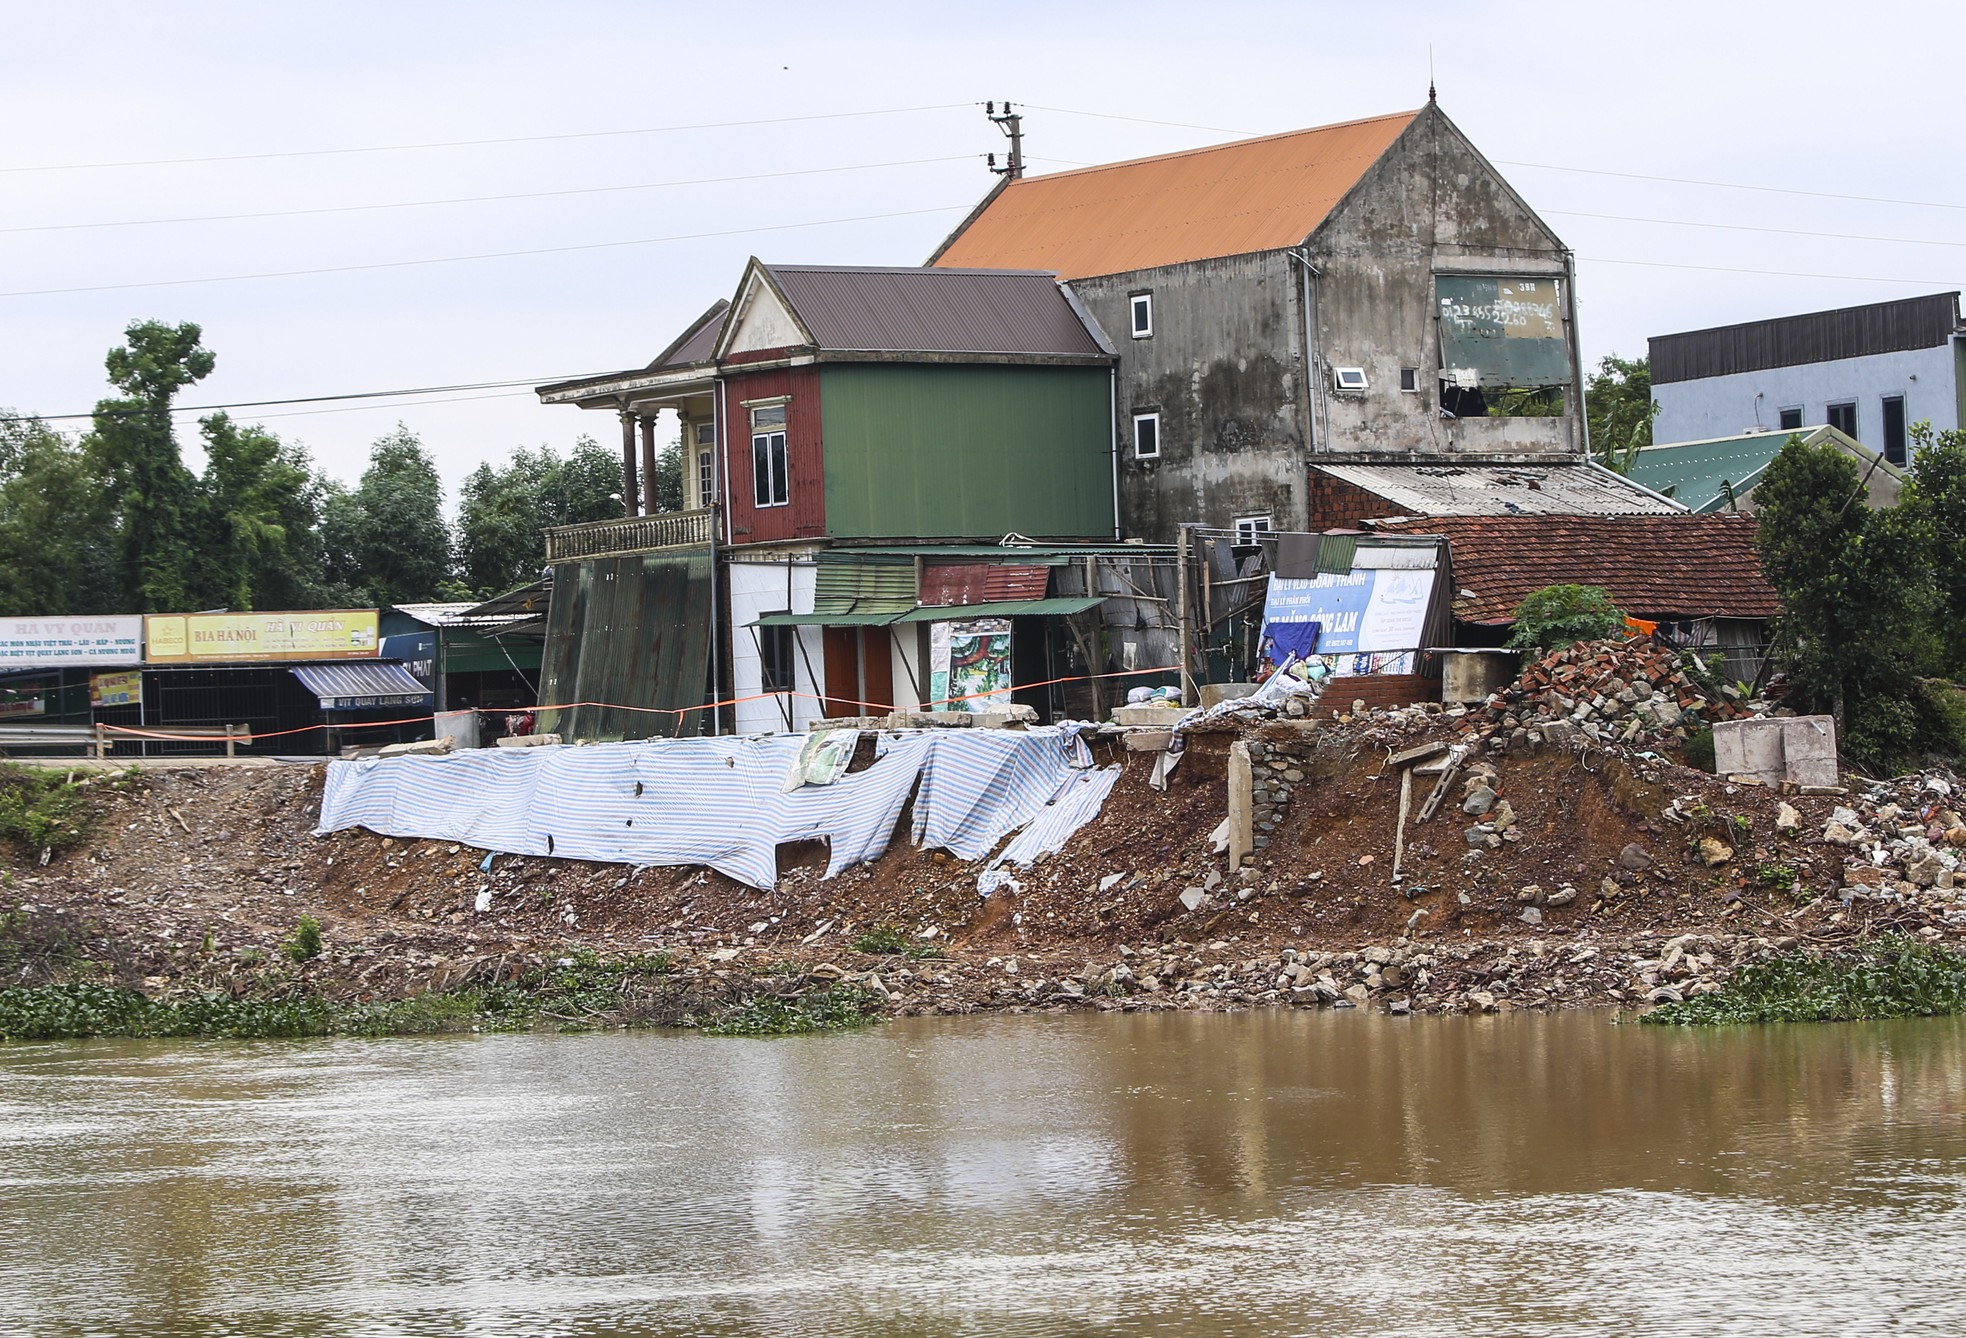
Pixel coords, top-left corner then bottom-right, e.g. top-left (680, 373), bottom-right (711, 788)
top-left (0, 616), bottom-right (144, 670)
top-left (144, 611), bottom-right (379, 664)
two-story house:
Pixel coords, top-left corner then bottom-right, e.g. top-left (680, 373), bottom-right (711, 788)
top-left (929, 100), bottom-right (1668, 538)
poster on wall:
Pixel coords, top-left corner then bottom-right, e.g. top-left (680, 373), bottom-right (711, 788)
top-left (90, 670), bottom-right (143, 708)
top-left (0, 696), bottom-right (46, 719)
top-left (0, 616), bottom-right (142, 669)
top-left (928, 618), bottom-right (1013, 712)
top-left (145, 610), bottom-right (379, 664)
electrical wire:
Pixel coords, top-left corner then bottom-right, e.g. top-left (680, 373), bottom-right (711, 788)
top-left (1498, 160), bottom-right (1966, 214)
top-left (1548, 209), bottom-right (1966, 250)
top-left (1579, 255), bottom-right (1959, 287)
top-left (0, 103), bottom-right (975, 174)
top-left (0, 202), bottom-right (974, 300)
top-left (9, 379), bottom-right (568, 424)
top-left (0, 154), bottom-right (979, 235)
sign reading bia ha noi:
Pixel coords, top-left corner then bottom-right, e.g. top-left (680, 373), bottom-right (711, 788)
top-left (144, 611), bottom-right (380, 664)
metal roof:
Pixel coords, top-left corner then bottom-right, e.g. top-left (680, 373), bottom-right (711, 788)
top-left (930, 110), bottom-right (1418, 280)
top-left (1312, 461), bottom-right (1683, 517)
top-left (1626, 426), bottom-right (1903, 513)
top-left (650, 300), bottom-right (729, 370)
top-left (291, 662), bottom-right (432, 709)
top-left (389, 602), bottom-right (481, 627)
top-left (1650, 292), bottom-right (1961, 384)
top-left (895, 597), bottom-right (1102, 622)
top-left (762, 264), bottom-right (1108, 357)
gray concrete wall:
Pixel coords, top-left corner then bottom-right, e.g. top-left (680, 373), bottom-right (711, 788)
top-left (1072, 250), bottom-right (1309, 542)
top-left (1653, 343), bottom-right (1960, 453)
top-left (1307, 107), bottom-right (1579, 459)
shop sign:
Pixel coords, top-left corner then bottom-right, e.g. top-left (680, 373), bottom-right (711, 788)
top-left (145, 611), bottom-right (379, 664)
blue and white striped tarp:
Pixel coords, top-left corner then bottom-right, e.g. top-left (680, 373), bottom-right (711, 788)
top-left (977, 764), bottom-right (1122, 895)
top-left (318, 728), bottom-right (1110, 892)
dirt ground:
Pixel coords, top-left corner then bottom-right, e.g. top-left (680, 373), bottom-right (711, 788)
top-left (8, 706), bottom-right (1960, 1021)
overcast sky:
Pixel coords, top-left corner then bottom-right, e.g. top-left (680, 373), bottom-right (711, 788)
top-left (4, 0), bottom-right (1960, 496)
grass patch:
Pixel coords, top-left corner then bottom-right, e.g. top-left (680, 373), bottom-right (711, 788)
top-left (0, 981), bottom-right (543, 1041)
top-left (1645, 936), bottom-right (1966, 1025)
top-left (700, 985), bottom-right (881, 1037)
top-left (850, 925), bottom-right (943, 959)
top-left (0, 765), bottom-right (94, 857)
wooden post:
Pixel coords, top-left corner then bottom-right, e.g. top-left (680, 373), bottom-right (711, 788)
top-left (94, 723), bottom-right (106, 760)
top-left (1227, 740), bottom-right (1254, 871)
top-left (225, 723), bottom-right (237, 758)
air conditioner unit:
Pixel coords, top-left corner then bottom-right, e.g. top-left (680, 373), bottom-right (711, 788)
top-left (1332, 366), bottom-right (1368, 392)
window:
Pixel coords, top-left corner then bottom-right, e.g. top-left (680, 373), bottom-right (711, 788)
top-left (1235, 514), bottom-right (1272, 545)
top-left (1882, 395), bottom-right (1908, 466)
top-left (697, 450), bottom-right (715, 505)
top-left (750, 403), bottom-right (788, 507)
top-left (694, 421), bottom-right (715, 447)
top-left (1778, 407), bottom-right (1803, 431)
top-left (759, 621), bottom-right (795, 694)
top-left (1399, 367), bottom-right (1419, 393)
top-left (1332, 366), bottom-right (1369, 392)
top-left (1129, 292), bottom-right (1153, 339)
top-left (1132, 412), bottom-right (1160, 460)
top-left (1826, 401), bottom-right (1857, 439)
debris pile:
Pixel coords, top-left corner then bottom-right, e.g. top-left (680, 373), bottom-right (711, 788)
top-left (1456, 636), bottom-right (1760, 754)
top-left (1821, 772), bottom-right (1965, 922)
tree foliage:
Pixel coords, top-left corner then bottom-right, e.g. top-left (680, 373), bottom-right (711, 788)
top-left (455, 436), bottom-right (622, 598)
top-left (1901, 424), bottom-right (1966, 674)
top-left (1584, 354), bottom-right (1656, 473)
top-left (1753, 435), bottom-right (1955, 770)
top-left (1506, 584), bottom-right (1626, 651)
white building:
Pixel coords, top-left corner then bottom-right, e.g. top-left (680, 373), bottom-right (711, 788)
top-left (1650, 292), bottom-right (1964, 465)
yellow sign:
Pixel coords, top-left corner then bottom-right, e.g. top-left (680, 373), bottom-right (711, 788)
top-left (90, 670), bottom-right (144, 707)
top-left (144, 611), bottom-right (380, 664)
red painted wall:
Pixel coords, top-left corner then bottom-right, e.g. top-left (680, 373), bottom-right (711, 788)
top-left (719, 364), bottom-right (825, 546)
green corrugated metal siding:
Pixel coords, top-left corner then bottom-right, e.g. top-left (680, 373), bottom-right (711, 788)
top-left (1627, 434), bottom-right (1788, 513)
top-left (894, 596), bottom-right (1102, 622)
top-left (811, 551), bottom-right (918, 614)
top-left (441, 628), bottom-right (542, 674)
top-left (819, 364), bottom-right (1114, 540)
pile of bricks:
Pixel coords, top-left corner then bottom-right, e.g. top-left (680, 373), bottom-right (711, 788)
top-left (1460, 636), bottom-right (1757, 754)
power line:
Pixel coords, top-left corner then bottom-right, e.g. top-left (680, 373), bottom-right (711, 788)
top-left (1019, 104), bottom-right (1253, 137)
top-left (8, 378), bottom-right (567, 425)
top-left (1501, 160), bottom-right (1966, 214)
top-left (0, 103), bottom-right (974, 174)
top-left (0, 203), bottom-right (974, 299)
top-left (1548, 208), bottom-right (1966, 250)
top-left (0, 155), bottom-right (980, 235)
top-left (1580, 255), bottom-right (1959, 287)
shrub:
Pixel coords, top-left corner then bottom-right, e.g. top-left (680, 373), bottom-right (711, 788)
top-left (282, 915), bottom-right (323, 963)
top-left (0, 765), bottom-right (92, 857)
top-left (1645, 937), bottom-right (1966, 1025)
top-left (701, 985), bottom-right (881, 1037)
top-left (1505, 584), bottom-right (1626, 652)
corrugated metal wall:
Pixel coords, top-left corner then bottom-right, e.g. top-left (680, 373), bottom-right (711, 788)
top-left (1651, 292), bottom-right (1959, 384)
top-left (537, 550), bottom-right (713, 741)
top-left (819, 363), bottom-right (1114, 540)
top-left (723, 364), bottom-right (825, 545)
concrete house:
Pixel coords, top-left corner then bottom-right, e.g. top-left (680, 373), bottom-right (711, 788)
top-left (929, 100), bottom-right (1602, 541)
top-left (1651, 292), bottom-right (1965, 465)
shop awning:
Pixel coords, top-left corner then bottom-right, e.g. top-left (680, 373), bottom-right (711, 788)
top-left (895, 597), bottom-right (1103, 622)
top-left (291, 662), bottom-right (433, 710)
top-left (750, 611), bottom-right (900, 627)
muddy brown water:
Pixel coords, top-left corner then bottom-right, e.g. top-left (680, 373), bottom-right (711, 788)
top-left (3, 1011), bottom-right (1963, 1336)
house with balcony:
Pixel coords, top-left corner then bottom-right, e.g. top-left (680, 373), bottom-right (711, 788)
top-left (535, 260), bottom-right (1146, 737)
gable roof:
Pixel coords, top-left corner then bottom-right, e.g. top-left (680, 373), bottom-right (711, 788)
top-left (649, 300), bottom-right (728, 370)
top-left (928, 110), bottom-right (1419, 280)
top-left (1368, 514), bottom-right (1779, 624)
top-left (1626, 426), bottom-right (1904, 514)
top-left (1314, 460), bottom-right (1682, 518)
top-left (716, 261), bottom-right (1111, 359)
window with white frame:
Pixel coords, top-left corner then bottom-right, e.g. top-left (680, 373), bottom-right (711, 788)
top-left (697, 450), bottom-right (715, 505)
top-left (750, 403), bottom-right (788, 507)
top-left (1235, 514), bottom-right (1272, 544)
top-left (1133, 411), bottom-right (1160, 460)
top-left (1129, 292), bottom-right (1153, 339)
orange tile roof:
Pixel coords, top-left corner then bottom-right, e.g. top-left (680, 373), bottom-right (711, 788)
top-left (932, 110), bottom-right (1419, 280)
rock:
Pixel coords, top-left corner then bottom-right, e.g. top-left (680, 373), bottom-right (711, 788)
top-left (1344, 983), bottom-right (1370, 1005)
top-left (1098, 873), bottom-right (1126, 893)
top-left (1462, 786), bottom-right (1498, 816)
top-left (1619, 843), bottom-right (1654, 872)
top-left (1775, 802), bottom-right (1802, 834)
top-left (1830, 806), bottom-right (1861, 829)
top-left (1519, 906), bottom-right (1544, 925)
top-left (1697, 837), bottom-right (1736, 867)
top-left (1491, 800), bottom-right (1517, 832)
top-left (1906, 854), bottom-right (1947, 888)
top-left (1516, 885), bottom-right (1544, 904)
top-left (1823, 822), bottom-right (1864, 846)
top-left (1546, 885), bottom-right (1578, 907)
top-left (1468, 990), bottom-right (1498, 1013)
top-left (1178, 887), bottom-right (1208, 911)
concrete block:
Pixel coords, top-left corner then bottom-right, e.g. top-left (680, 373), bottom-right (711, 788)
top-left (378, 738), bottom-right (454, 758)
top-left (1198, 682), bottom-right (1258, 709)
top-left (1712, 715), bottom-right (1838, 787)
top-left (1123, 729), bottom-right (1175, 752)
top-left (1227, 740), bottom-right (1254, 872)
top-left (494, 733), bottom-right (562, 748)
top-left (1113, 704), bottom-right (1185, 727)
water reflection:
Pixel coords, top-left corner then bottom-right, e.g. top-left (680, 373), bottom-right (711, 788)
top-left (2, 1012), bottom-right (1963, 1335)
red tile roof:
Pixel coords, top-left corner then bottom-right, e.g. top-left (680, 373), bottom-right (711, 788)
top-left (1369, 515), bottom-right (1779, 624)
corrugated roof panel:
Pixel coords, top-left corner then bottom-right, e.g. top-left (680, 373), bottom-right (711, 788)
top-left (767, 265), bottom-right (1105, 356)
top-left (291, 662), bottom-right (432, 709)
top-left (932, 111), bottom-right (1418, 279)
top-left (812, 552), bottom-right (919, 615)
top-left (919, 563), bottom-right (1051, 607)
top-left (1315, 462), bottom-right (1682, 517)
top-left (1650, 292), bottom-right (1960, 384)
top-left (895, 597), bottom-right (1103, 622)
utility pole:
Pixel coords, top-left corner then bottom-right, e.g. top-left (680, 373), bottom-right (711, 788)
top-left (986, 101), bottom-right (1024, 181)
top-left (1176, 524), bottom-right (1196, 706)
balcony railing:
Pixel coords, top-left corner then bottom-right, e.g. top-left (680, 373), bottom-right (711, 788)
top-left (544, 508), bottom-right (715, 561)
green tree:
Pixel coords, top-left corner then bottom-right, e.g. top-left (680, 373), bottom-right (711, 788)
top-left (329, 428), bottom-right (452, 605)
top-left (1753, 436), bottom-right (1951, 769)
top-left (1506, 584), bottom-right (1626, 651)
top-left (1583, 354), bottom-right (1656, 472)
top-left (1901, 424), bottom-right (1966, 674)
top-left (652, 436), bottom-right (685, 513)
top-left (86, 320), bottom-right (216, 611)
top-left (0, 415), bottom-right (120, 616)
top-left (455, 436), bottom-right (621, 597)
top-left (191, 413), bottom-right (356, 611)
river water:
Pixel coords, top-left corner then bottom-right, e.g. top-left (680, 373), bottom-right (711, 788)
top-left (3, 1010), bottom-right (1963, 1336)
